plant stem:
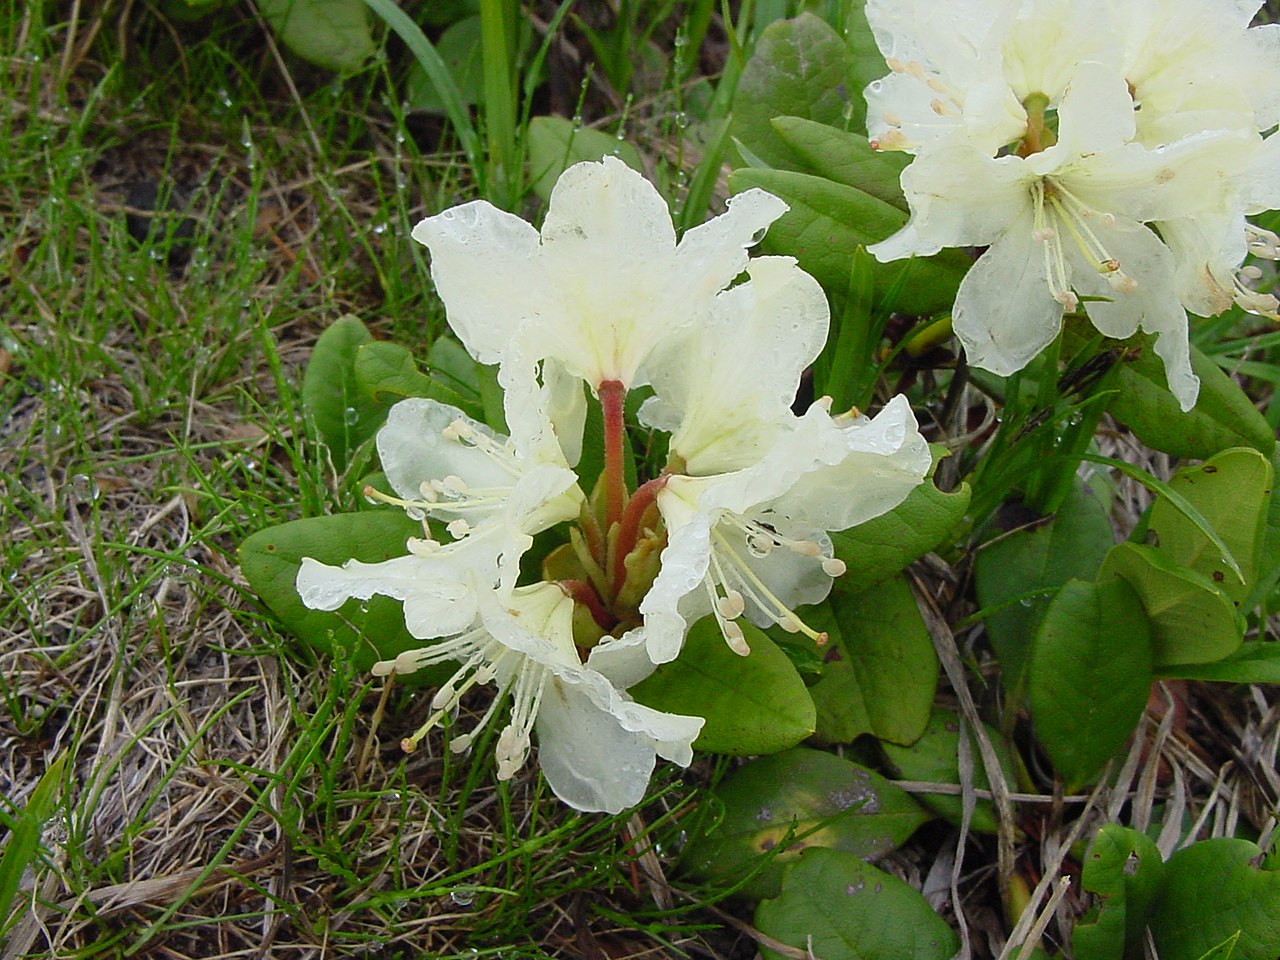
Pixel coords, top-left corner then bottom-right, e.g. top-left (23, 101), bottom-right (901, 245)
top-left (598, 379), bottom-right (628, 534)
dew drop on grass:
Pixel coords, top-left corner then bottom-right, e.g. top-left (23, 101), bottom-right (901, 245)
top-left (343, 406), bottom-right (360, 426)
top-left (70, 473), bottom-right (99, 503)
top-left (450, 888), bottom-right (475, 908)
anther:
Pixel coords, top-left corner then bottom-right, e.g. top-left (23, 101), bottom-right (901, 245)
top-left (723, 620), bottom-right (750, 656)
top-left (822, 558), bottom-right (847, 577)
top-left (717, 590), bottom-right (746, 621)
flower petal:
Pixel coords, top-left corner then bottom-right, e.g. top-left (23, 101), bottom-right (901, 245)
top-left (410, 202), bottom-right (540, 365)
top-left (378, 398), bottom-right (513, 504)
top-left (669, 188), bottom-right (788, 302)
top-left (952, 207), bottom-right (1065, 376)
top-left (1071, 219), bottom-right (1199, 410)
top-left (640, 256), bottom-right (830, 474)
top-left (296, 555), bottom-right (478, 639)
top-left (871, 146), bottom-right (1033, 261)
top-left (782, 395), bottom-right (932, 532)
top-left (533, 677), bottom-right (657, 814)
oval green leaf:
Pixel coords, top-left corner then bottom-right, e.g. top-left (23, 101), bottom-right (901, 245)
top-left (756, 848), bottom-right (959, 960)
top-left (1147, 447), bottom-right (1272, 603)
top-left (1100, 543), bottom-right (1243, 666)
top-left (831, 478), bottom-right (970, 590)
top-left (1150, 838), bottom-right (1280, 960)
top-left (1110, 342), bottom-right (1276, 460)
top-left (832, 574), bottom-right (937, 746)
top-left (879, 709), bottom-right (1015, 834)
top-left (630, 618), bottom-right (815, 756)
top-left (1029, 577), bottom-right (1154, 788)
top-left (683, 747), bottom-right (931, 901)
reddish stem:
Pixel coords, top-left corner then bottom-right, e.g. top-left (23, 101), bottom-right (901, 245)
top-left (598, 379), bottom-right (628, 534)
top-left (610, 475), bottom-right (669, 592)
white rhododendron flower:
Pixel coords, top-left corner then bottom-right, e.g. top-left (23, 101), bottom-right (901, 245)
top-left (636, 257), bottom-right (931, 662)
top-left (297, 397), bottom-right (583, 626)
top-left (411, 156), bottom-right (787, 396)
top-left (337, 576), bottom-right (702, 814)
top-left (640, 396), bottom-right (932, 663)
top-left (871, 62), bottom-right (1250, 411)
top-left (864, 0), bottom-right (1280, 408)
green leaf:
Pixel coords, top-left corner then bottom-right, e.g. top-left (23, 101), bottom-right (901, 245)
top-left (975, 480), bottom-right (1114, 693)
top-left (301, 316), bottom-right (382, 473)
top-left (731, 14), bottom-right (857, 170)
top-left (683, 747), bottom-right (931, 900)
top-left (1074, 824), bottom-right (1166, 960)
top-left (1158, 641), bottom-right (1280, 683)
top-left (1146, 448), bottom-right (1272, 603)
top-left (728, 167), bottom-right (968, 316)
top-left (630, 619), bottom-right (815, 756)
top-left (1149, 838), bottom-right (1280, 960)
top-left (1246, 448), bottom-right (1280, 609)
top-left (238, 511), bottom-right (445, 676)
top-left (1028, 578), bottom-right (1154, 788)
top-left (365, 0), bottom-right (482, 179)
top-left (1110, 342), bottom-right (1276, 460)
top-left (831, 574), bottom-right (937, 746)
top-left (353, 341), bottom-right (480, 418)
top-left (1100, 543), bottom-right (1243, 666)
top-left (808, 660), bottom-right (872, 745)
top-left (843, 0), bottom-right (885, 130)
top-left (831, 478), bottom-right (970, 589)
top-left (770, 116), bottom-right (907, 207)
top-left (0, 752), bottom-right (68, 932)
top-left (879, 709), bottom-right (1015, 834)
top-left (756, 848), bottom-right (959, 960)
top-left (526, 116), bottom-right (644, 203)
top-left (404, 16), bottom-right (483, 112)
top-left (425, 336), bottom-right (482, 399)
top-left (258, 0), bottom-right (375, 72)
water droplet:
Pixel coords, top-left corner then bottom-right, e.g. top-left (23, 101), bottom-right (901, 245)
top-left (450, 888), bottom-right (475, 907)
top-left (343, 406), bottom-right (360, 426)
top-left (70, 473), bottom-right (99, 503)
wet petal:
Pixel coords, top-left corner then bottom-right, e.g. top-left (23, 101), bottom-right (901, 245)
top-left (410, 202), bottom-right (540, 365)
top-left (952, 206), bottom-right (1065, 376)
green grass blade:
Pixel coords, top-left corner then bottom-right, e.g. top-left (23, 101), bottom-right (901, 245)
top-left (0, 752), bottom-right (69, 934)
top-left (363, 0), bottom-right (483, 187)
top-left (480, 0), bottom-right (519, 205)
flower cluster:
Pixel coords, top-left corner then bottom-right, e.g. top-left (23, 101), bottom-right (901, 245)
top-left (864, 0), bottom-right (1280, 411)
top-left (296, 158), bottom-right (931, 813)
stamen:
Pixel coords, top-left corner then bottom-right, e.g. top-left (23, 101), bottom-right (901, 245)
top-left (447, 518), bottom-right (471, 538)
top-left (717, 590), bottom-right (746, 620)
top-left (1246, 223), bottom-right (1280, 260)
top-left (822, 558), bottom-right (847, 577)
top-left (495, 661), bottom-right (547, 780)
top-left (710, 528), bottom-right (830, 645)
top-left (1233, 271), bottom-right (1280, 318)
top-left (723, 620), bottom-right (750, 656)
top-left (407, 536), bottom-right (442, 558)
